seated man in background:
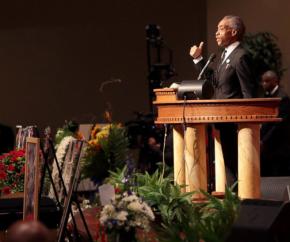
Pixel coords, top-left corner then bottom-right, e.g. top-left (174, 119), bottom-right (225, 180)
top-left (260, 70), bottom-right (290, 176)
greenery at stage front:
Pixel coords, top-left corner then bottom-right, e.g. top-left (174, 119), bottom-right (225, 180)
top-left (106, 166), bottom-right (241, 242)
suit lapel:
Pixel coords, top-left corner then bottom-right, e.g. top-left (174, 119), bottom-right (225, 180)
top-left (218, 46), bottom-right (241, 73)
top-left (216, 46), bottom-right (241, 85)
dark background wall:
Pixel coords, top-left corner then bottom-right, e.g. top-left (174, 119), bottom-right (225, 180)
top-left (1, 0), bottom-right (289, 135)
top-left (0, 0), bottom-right (206, 132)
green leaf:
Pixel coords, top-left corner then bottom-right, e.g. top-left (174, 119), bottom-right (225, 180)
top-left (243, 31), bottom-right (285, 78)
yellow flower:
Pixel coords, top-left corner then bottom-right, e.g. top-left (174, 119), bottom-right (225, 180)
top-left (91, 125), bottom-right (102, 139)
top-left (96, 129), bottom-right (109, 142)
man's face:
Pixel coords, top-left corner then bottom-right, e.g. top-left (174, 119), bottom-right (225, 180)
top-left (261, 74), bottom-right (278, 92)
top-left (215, 18), bottom-right (237, 47)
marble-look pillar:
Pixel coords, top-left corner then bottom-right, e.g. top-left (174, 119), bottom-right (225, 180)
top-left (184, 124), bottom-right (207, 198)
top-left (173, 125), bottom-right (185, 192)
top-left (214, 129), bottom-right (226, 193)
top-left (238, 123), bottom-right (260, 199)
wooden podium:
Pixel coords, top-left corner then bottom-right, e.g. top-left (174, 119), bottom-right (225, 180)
top-left (153, 88), bottom-right (281, 199)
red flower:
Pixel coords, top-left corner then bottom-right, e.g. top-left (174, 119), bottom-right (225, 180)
top-left (2, 186), bottom-right (11, 195)
top-left (7, 164), bottom-right (15, 171)
top-left (21, 166), bottom-right (25, 174)
top-left (17, 150), bottom-right (25, 156)
top-left (0, 170), bottom-right (7, 180)
top-left (115, 187), bottom-right (121, 194)
top-left (11, 156), bottom-right (17, 162)
top-left (0, 149), bottom-right (25, 193)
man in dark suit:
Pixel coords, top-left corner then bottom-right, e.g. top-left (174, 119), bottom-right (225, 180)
top-left (189, 15), bottom-right (257, 185)
top-left (260, 70), bottom-right (290, 176)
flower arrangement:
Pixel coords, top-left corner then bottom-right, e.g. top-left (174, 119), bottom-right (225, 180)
top-left (107, 167), bottom-right (240, 242)
top-left (55, 120), bottom-right (84, 147)
top-left (89, 124), bottom-right (111, 148)
top-left (0, 149), bottom-right (25, 195)
top-left (100, 190), bottom-right (155, 241)
top-left (47, 120), bottom-right (83, 201)
top-left (82, 123), bottom-right (129, 182)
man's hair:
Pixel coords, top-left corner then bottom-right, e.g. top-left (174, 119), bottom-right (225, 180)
top-left (223, 15), bottom-right (245, 40)
top-left (263, 70), bottom-right (280, 82)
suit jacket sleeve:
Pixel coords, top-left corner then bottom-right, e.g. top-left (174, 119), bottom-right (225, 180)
top-left (235, 53), bottom-right (257, 98)
top-left (261, 93), bottom-right (290, 143)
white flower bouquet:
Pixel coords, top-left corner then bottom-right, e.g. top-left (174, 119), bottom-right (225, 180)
top-left (100, 191), bottom-right (155, 233)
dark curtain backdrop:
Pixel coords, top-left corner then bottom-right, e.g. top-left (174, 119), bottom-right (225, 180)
top-left (0, 0), bottom-right (206, 134)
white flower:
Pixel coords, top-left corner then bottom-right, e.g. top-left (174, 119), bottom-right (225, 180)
top-left (99, 214), bottom-right (109, 224)
top-left (103, 204), bottom-right (115, 214)
top-left (82, 199), bottom-right (92, 209)
top-left (122, 193), bottom-right (138, 202)
top-left (116, 211), bottom-right (128, 221)
top-left (49, 136), bottom-right (76, 200)
top-left (142, 203), bottom-right (155, 220)
top-left (99, 190), bottom-right (155, 232)
top-left (128, 201), bottom-right (143, 212)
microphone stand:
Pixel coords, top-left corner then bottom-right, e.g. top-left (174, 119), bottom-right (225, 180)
top-left (197, 53), bottom-right (216, 80)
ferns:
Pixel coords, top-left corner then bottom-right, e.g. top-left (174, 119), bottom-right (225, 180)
top-left (135, 169), bottom-right (240, 242)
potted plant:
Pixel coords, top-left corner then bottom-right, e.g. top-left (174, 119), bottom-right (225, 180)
top-left (106, 167), bottom-right (240, 242)
top-left (243, 32), bottom-right (284, 79)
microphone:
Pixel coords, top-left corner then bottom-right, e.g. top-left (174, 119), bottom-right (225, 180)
top-left (197, 53), bottom-right (216, 80)
top-left (99, 78), bottom-right (122, 92)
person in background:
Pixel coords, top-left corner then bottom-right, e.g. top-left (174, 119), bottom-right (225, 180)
top-left (189, 15), bottom-right (257, 186)
top-left (6, 220), bottom-right (53, 242)
top-left (260, 70), bottom-right (290, 176)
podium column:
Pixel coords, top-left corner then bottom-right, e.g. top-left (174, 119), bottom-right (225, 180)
top-left (214, 129), bottom-right (226, 193)
top-left (173, 125), bottom-right (185, 192)
top-left (184, 124), bottom-right (207, 198)
top-left (238, 123), bottom-right (261, 199)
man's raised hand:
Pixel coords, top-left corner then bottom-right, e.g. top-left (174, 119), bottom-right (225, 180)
top-left (189, 41), bottom-right (204, 59)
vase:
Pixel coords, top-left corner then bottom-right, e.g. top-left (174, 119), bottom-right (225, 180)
top-left (108, 228), bottom-right (137, 242)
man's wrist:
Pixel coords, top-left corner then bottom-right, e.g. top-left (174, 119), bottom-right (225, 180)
top-left (193, 55), bottom-right (203, 64)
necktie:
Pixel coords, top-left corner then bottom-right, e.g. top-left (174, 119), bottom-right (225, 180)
top-left (221, 49), bottom-right (227, 63)
top-left (217, 50), bottom-right (226, 72)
